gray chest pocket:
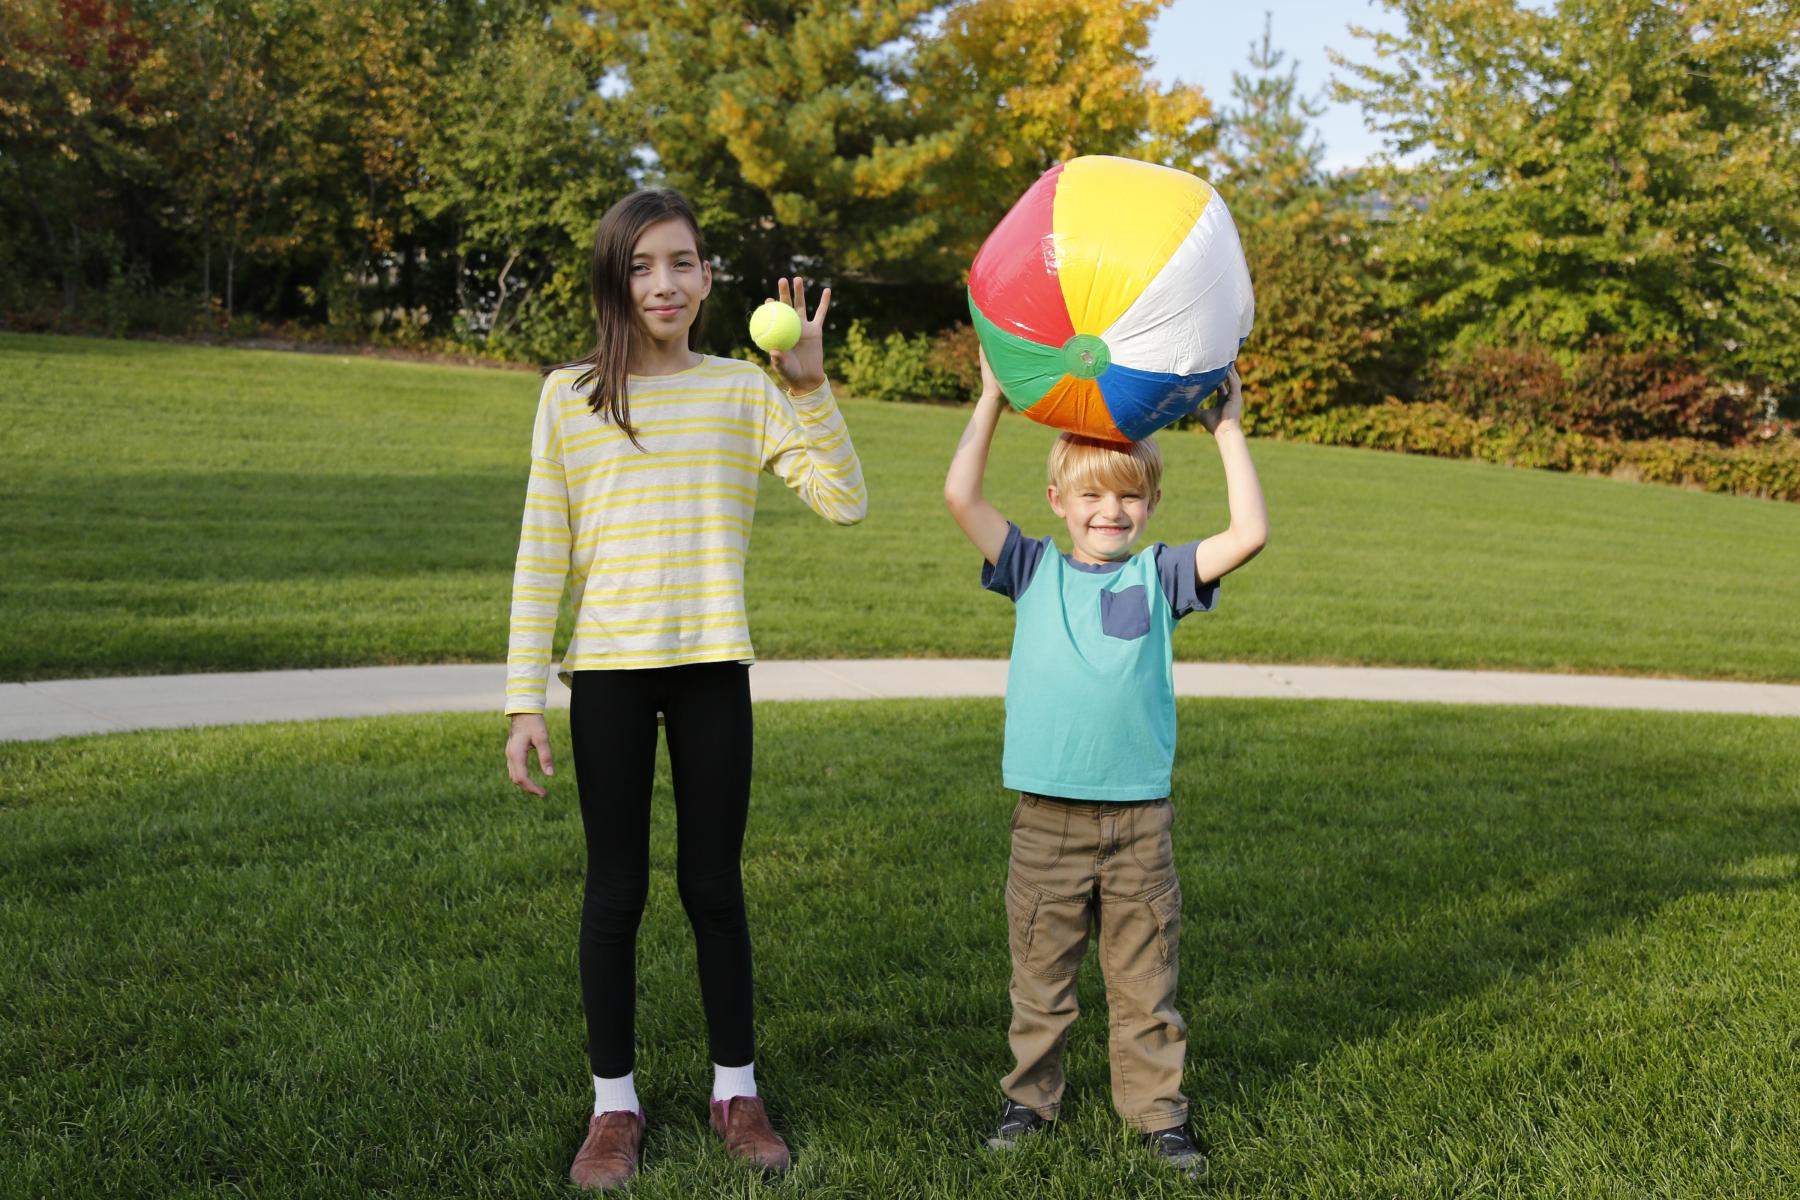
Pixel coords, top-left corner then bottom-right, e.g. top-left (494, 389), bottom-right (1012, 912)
top-left (1099, 584), bottom-right (1151, 640)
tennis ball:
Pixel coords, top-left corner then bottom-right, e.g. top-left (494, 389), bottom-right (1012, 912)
top-left (749, 301), bottom-right (802, 352)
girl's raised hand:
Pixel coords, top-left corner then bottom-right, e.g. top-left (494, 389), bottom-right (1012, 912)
top-left (768, 275), bottom-right (830, 395)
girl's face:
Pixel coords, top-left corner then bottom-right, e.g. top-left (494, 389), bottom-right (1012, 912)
top-left (629, 217), bottom-right (711, 348)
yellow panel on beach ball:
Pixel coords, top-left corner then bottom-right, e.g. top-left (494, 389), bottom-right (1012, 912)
top-left (1051, 156), bottom-right (1215, 335)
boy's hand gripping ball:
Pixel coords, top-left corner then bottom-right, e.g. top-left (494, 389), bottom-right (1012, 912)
top-left (750, 300), bottom-right (803, 353)
top-left (968, 155), bottom-right (1255, 443)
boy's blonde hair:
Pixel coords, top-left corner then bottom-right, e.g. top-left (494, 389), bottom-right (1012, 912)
top-left (1047, 433), bottom-right (1163, 498)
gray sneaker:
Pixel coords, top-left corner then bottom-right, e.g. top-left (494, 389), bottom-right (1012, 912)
top-left (987, 1099), bottom-right (1052, 1149)
top-left (1141, 1125), bottom-right (1209, 1180)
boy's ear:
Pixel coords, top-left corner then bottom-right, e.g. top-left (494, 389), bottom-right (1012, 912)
top-left (1046, 484), bottom-right (1065, 517)
top-left (1149, 487), bottom-right (1162, 515)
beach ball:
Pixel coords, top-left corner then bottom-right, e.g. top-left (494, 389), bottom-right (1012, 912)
top-left (968, 155), bottom-right (1254, 443)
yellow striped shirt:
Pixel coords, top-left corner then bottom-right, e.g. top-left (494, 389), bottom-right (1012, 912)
top-left (504, 355), bottom-right (866, 713)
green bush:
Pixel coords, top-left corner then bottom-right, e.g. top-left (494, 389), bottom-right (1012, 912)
top-left (483, 266), bottom-right (592, 367)
top-left (0, 275), bottom-right (205, 339)
top-left (1228, 204), bottom-right (1391, 435)
top-left (1283, 401), bottom-right (1800, 502)
top-left (837, 320), bottom-right (969, 403)
top-left (1623, 430), bottom-right (1800, 499)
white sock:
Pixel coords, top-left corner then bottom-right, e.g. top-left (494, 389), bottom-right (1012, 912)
top-left (593, 1071), bottom-right (640, 1116)
top-left (712, 1061), bottom-right (756, 1103)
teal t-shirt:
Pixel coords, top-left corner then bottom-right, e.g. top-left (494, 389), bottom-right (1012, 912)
top-left (983, 523), bottom-right (1218, 801)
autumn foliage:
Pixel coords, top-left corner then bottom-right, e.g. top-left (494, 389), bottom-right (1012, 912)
top-left (2, 0), bottom-right (1797, 501)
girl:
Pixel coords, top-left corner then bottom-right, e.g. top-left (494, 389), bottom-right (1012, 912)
top-left (502, 188), bottom-right (865, 1191)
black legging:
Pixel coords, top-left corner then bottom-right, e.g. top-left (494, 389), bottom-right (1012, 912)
top-left (568, 661), bottom-right (755, 1078)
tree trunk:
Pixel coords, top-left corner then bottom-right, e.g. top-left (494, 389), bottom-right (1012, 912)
top-left (65, 223), bottom-right (81, 314)
top-left (454, 225), bottom-right (469, 324)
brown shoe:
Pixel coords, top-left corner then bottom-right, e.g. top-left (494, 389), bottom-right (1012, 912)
top-left (708, 1095), bottom-right (791, 1173)
top-left (569, 1109), bottom-right (645, 1191)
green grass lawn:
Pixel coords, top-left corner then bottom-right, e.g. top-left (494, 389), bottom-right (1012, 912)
top-left (4, 331), bottom-right (1799, 682)
top-left (4, 699), bottom-right (1798, 1197)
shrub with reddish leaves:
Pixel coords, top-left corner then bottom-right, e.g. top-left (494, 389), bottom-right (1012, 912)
top-left (1424, 339), bottom-right (1759, 446)
top-left (927, 324), bottom-right (984, 399)
top-left (1280, 400), bottom-right (1800, 501)
top-left (1569, 341), bottom-right (1759, 444)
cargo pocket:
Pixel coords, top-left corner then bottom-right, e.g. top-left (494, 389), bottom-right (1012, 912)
top-left (1008, 879), bottom-right (1089, 980)
top-left (1106, 879), bottom-right (1182, 983)
top-left (1005, 878), bottom-right (1040, 969)
top-left (1149, 879), bottom-right (1182, 969)
top-left (1099, 584), bottom-right (1151, 640)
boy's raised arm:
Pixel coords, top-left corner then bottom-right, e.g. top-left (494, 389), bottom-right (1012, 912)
top-left (944, 351), bottom-right (1012, 566)
top-left (1193, 367), bottom-right (1270, 586)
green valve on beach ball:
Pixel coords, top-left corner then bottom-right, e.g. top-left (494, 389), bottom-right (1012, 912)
top-left (1060, 333), bottom-right (1111, 379)
top-left (750, 301), bottom-right (802, 352)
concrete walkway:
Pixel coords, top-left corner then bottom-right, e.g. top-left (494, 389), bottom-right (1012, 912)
top-left (4, 660), bottom-right (1798, 742)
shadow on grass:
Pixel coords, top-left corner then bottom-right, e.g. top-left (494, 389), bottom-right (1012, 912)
top-left (1165, 701), bottom-right (1800, 1094)
top-left (0, 468), bottom-right (530, 678)
top-left (3, 700), bottom-right (1797, 1197)
top-left (744, 700), bottom-right (1800, 1183)
top-left (3, 469), bottom-right (522, 584)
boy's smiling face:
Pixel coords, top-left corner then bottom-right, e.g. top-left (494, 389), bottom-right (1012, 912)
top-left (1048, 483), bottom-right (1159, 565)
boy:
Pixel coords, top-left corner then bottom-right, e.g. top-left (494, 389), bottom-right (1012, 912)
top-left (942, 354), bottom-right (1267, 1179)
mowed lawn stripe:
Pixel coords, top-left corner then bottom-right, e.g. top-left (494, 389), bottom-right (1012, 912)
top-left (3, 332), bottom-right (1798, 681)
top-left (3, 700), bottom-right (1798, 1197)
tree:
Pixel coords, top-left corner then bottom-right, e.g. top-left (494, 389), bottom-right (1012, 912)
top-left (261, 0), bottom-right (446, 328)
top-left (1209, 17), bottom-right (1387, 426)
top-left (911, 0), bottom-right (1213, 276)
top-left (0, 0), bottom-right (1227, 351)
top-left (0, 0), bottom-right (173, 314)
top-left (566, 0), bottom-right (1213, 339)
top-left (1339, 0), bottom-right (1800, 388)
top-left (562, 0), bottom-right (962, 336)
top-left (161, 0), bottom-right (294, 318)
top-left (414, 12), bottom-right (636, 358)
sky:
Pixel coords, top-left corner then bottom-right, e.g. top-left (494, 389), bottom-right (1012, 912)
top-left (1146, 0), bottom-right (1408, 172)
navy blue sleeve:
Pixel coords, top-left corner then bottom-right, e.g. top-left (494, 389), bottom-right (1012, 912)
top-left (981, 522), bottom-right (1050, 602)
top-left (1155, 541), bottom-right (1219, 620)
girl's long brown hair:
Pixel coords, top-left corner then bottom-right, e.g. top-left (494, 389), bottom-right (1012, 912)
top-left (547, 189), bottom-right (709, 450)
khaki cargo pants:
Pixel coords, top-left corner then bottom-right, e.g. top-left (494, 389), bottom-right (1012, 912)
top-left (1002, 793), bottom-right (1187, 1132)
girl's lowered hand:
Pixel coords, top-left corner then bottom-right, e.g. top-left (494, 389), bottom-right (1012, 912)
top-left (768, 275), bottom-right (830, 396)
top-left (505, 712), bottom-right (555, 797)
